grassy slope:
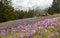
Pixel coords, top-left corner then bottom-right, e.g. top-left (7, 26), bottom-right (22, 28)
top-left (0, 14), bottom-right (60, 38)
top-left (0, 14), bottom-right (60, 29)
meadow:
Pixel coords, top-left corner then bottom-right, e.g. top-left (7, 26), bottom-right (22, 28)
top-left (0, 14), bottom-right (60, 38)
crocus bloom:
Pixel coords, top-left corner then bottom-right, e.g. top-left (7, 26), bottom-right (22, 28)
top-left (54, 32), bottom-right (59, 36)
top-left (26, 32), bottom-right (32, 38)
top-left (38, 26), bottom-right (44, 30)
top-left (48, 33), bottom-right (55, 38)
top-left (33, 22), bottom-right (38, 26)
top-left (53, 24), bottom-right (59, 28)
top-left (11, 28), bottom-right (17, 32)
top-left (17, 34), bottom-right (21, 38)
top-left (38, 31), bottom-right (41, 34)
top-left (0, 30), bottom-right (6, 35)
top-left (39, 24), bottom-right (44, 29)
top-left (17, 25), bottom-right (24, 29)
top-left (48, 36), bottom-right (53, 38)
top-left (17, 34), bottom-right (24, 38)
top-left (41, 24), bottom-right (45, 27)
top-left (52, 33), bottom-right (55, 36)
top-left (26, 25), bottom-right (32, 30)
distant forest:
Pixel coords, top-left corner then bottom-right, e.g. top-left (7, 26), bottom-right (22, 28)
top-left (0, 0), bottom-right (60, 22)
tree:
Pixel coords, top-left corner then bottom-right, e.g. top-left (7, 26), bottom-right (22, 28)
top-left (0, 0), bottom-right (15, 22)
top-left (48, 0), bottom-right (60, 14)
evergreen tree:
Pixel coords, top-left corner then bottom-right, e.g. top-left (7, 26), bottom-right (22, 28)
top-left (0, 0), bottom-right (15, 22)
top-left (48, 0), bottom-right (60, 14)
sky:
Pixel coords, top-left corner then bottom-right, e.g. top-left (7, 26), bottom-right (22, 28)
top-left (11, 0), bottom-right (53, 10)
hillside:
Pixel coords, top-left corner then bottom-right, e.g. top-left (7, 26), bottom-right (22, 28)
top-left (0, 14), bottom-right (60, 29)
top-left (0, 14), bottom-right (60, 38)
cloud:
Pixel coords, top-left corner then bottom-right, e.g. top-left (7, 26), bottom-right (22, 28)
top-left (11, 0), bottom-right (53, 10)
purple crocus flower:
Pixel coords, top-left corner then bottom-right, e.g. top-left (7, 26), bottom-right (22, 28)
top-left (17, 25), bottom-right (23, 32)
top-left (17, 25), bottom-right (21, 29)
top-left (33, 23), bottom-right (37, 26)
top-left (53, 23), bottom-right (59, 28)
top-left (38, 31), bottom-right (41, 35)
top-left (11, 28), bottom-right (17, 32)
top-left (0, 30), bottom-right (6, 35)
top-left (54, 32), bottom-right (59, 36)
top-left (50, 19), bottom-right (54, 24)
top-left (17, 25), bottom-right (24, 29)
top-left (41, 23), bottom-right (45, 27)
top-left (38, 26), bottom-right (44, 30)
top-left (55, 17), bottom-right (58, 21)
top-left (17, 34), bottom-right (24, 38)
top-left (38, 30), bottom-right (43, 35)
top-left (26, 25), bottom-right (32, 30)
top-left (10, 28), bottom-right (15, 38)
top-left (48, 33), bottom-right (55, 38)
top-left (48, 36), bottom-right (53, 38)
top-left (26, 32), bottom-right (32, 38)
top-left (17, 34), bottom-right (21, 38)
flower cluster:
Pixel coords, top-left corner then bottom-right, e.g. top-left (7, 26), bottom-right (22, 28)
top-left (0, 17), bottom-right (60, 38)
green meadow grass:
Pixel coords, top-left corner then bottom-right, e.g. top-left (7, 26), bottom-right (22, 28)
top-left (0, 14), bottom-right (60, 38)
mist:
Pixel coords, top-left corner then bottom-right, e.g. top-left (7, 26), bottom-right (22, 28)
top-left (11, 0), bottom-right (53, 10)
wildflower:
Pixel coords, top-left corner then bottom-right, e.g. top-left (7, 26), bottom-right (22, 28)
top-left (38, 30), bottom-right (43, 35)
top-left (54, 32), bottom-right (59, 36)
top-left (38, 31), bottom-right (41, 35)
top-left (11, 28), bottom-right (17, 32)
top-left (17, 34), bottom-right (21, 38)
top-left (26, 25), bottom-right (32, 30)
top-left (33, 23), bottom-right (37, 26)
top-left (51, 33), bottom-right (55, 36)
top-left (48, 33), bottom-right (55, 38)
top-left (18, 25), bottom-right (24, 29)
top-left (26, 32), bottom-right (32, 38)
top-left (17, 25), bottom-right (23, 32)
top-left (17, 34), bottom-right (24, 38)
top-left (53, 24), bottom-right (59, 28)
top-left (41, 24), bottom-right (45, 27)
top-left (48, 36), bottom-right (53, 38)
top-left (38, 26), bottom-right (44, 30)
top-left (0, 30), bottom-right (6, 35)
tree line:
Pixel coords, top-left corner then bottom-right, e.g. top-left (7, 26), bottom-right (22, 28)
top-left (0, 0), bottom-right (60, 22)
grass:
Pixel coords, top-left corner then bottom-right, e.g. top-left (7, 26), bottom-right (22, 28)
top-left (0, 14), bottom-right (60, 38)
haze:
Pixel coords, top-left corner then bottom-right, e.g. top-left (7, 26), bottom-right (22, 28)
top-left (11, 0), bottom-right (53, 10)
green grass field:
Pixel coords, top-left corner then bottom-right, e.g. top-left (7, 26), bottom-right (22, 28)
top-left (0, 14), bottom-right (60, 38)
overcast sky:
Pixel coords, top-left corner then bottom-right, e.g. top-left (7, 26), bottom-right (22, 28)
top-left (11, 0), bottom-right (53, 10)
